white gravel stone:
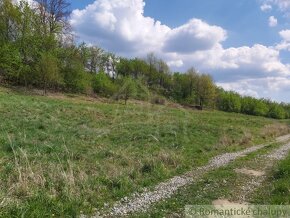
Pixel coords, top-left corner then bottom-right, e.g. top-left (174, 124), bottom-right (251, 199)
top-left (88, 134), bottom-right (290, 217)
top-left (266, 143), bottom-right (290, 160)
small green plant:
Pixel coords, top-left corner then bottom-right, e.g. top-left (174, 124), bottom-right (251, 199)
top-left (116, 77), bottom-right (137, 104)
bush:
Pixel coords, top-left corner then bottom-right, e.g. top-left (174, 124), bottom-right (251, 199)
top-left (62, 62), bottom-right (92, 93)
top-left (267, 104), bottom-right (287, 119)
top-left (252, 100), bottom-right (269, 116)
top-left (241, 97), bottom-right (269, 116)
top-left (37, 52), bottom-right (62, 94)
top-left (92, 71), bottom-right (117, 97)
top-left (80, 73), bottom-right (94, 95)
top-left (241, 97), bottom-right (255, 115)
top-left (217, 92), bottom-right (241, 113)
top-left (134, 78), bottom-right (151, 101)
top-left (0, 43), bottom-right (22, 82)
top-left (151, 95), bottom-right (166, 105)
top-left (115, 77), bottom-right (137, 104)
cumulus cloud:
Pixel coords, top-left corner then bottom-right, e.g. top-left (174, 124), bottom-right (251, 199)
top-left (261, 0), bottom-right (290, 13)
top-left (162, 19), bottom-right (227, 53)
top-left (70, 0), bottom-right (227, 57)
top-left (268, 16), bottom-right (278, 26)
top-left (274, 29), bottom-right (290, 50)
top-left (217, 80), bottom-right (260, 98)
top-left (181, 44), bottom-right (290, 81)
top-left (70, 0), bottom-right (170, 55)
top-left (261, 3), bottom-right (273, 11)
top-left (217, 76), bottom-right (290, 102)
top-left (167, 60), bottom-right (184, 68)
top-left (279, 29), bottom-right (290, 41)
top-left (70, 0), bottom-right (290, 102)
top-left (271, 0), bottom-right (290, 11)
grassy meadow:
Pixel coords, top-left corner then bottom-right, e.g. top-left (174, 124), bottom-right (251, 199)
top-left (0, 87), bottom-right (288, 217)
top-left (253, 153), bottom-right (290, 205)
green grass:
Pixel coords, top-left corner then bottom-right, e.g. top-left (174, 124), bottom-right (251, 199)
top-left (253, 153), bottom-right (290, 205)
top-left (0, 87), bottom-right (286, 217)
top-left (133, 141), bottom-right (285, 218)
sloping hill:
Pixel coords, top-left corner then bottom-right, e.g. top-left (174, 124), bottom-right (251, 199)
top-left (0, 87), bottom-right (288, 217)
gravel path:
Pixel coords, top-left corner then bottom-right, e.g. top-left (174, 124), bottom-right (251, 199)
top-left (233, 142), bottom-right (290, 202)
top-left (266, 142), bottom-right (290, 160)
top-left (91, 135), bottom-right (290, 217)
top-left (276, 134), bottom-right (290, 143)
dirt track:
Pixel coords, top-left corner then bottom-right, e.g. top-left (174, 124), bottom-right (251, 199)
top-left (88, 134), bottom-right (290, 217)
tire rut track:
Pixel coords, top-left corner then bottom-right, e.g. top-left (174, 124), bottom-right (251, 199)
top-left (87, 134), bottom-right (290, 217)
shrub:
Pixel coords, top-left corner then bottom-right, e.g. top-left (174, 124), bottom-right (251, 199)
top-left (150, 95), bottom-right (166, 105)
top-left (218, 92), bottom-right (241, 113)
top-left (37, 52), bottom-right (62, 94)
top-left (92, 71), bottom-right (117, 97)
top-left (62, 63), bottom-right (92, 93)
top-left (252, 100), bottom-right (269, 116)
top-left (240, 97), bottom-right (268, 116)
top-left (0, 43), bottom-right (22, 82)
top-left (115, 77), bottom-right (137, 104)
top-left (268, 104), bottom-right (287, 119)
top-left (134, 79), bottom-right (151, 101)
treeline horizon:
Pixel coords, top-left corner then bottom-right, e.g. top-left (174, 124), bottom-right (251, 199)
top-left (0, 0), bottom-right (289, 119)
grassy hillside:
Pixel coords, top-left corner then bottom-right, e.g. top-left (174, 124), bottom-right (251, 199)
top-left (253, 153), bottom-right (290, 205)
top-left (0, 87), bottom-right (288, 217)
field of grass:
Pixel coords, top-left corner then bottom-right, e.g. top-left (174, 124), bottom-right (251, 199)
top-left (253, 153), bottom-right (290, 205)
top-left (0, 87), bottom-right (287, 217)
top-left (136, 140), bottom-right (288, 217)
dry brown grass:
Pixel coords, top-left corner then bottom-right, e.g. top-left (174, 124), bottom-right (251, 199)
top-left (157, 150), bottom-right (179, 168)
top-left (260, 123), bottom-right (290, 139)
top-left (218, 135), bottom-right (234, 147)
top-left (239, 131), bottom-right (253, 145)
top-left (216, 131), bottom-right (253, 148)
top-left (2, 138), bottom-right (91, 207)
top-left (150, 96), bottom-right (167, 105)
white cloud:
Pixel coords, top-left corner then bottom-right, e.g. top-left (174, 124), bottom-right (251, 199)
top-left (217, 80), bottom-right (260, 98)
top-left (275, 29), bottom-right (290, 51)
top-left (163, 19), bottom-right (227, 53)
top-left (70, 0), bottom-right (227, 56)
top-left (217, 77), bottom-right (290, 102)
top-left (261, 0), bottom-right (290, 12)
top-left (261, 4), bottom-right (273, 11)
top-left (70, 0), bottom-right (288, 77)
top-left (13, 0), bottom-right (37, 7)
top-left (279, 29), bottom-right (290, 41)
top-left (183, 44), bottom-right (290, 80)
top-left (70, 0), bottom-right (170, 55)
top-left (167, 60), bottom-right (184, 68)
top-left (272, 0), bottom-right (290, 11)
top-left (268, 16), bottom-right (278, 26)
top-left (71, 0), bottom-right (290, 102)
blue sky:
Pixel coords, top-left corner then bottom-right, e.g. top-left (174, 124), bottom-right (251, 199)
top-left (69, 0), bottom-right (290, 102)
top-left (71, 0), bottom-right (281, 46)
top-left (146, 0), bottom-right (276, 45)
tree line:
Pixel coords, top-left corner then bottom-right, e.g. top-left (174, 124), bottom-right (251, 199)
top-left (0, 0), bottom-right (289, 119)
